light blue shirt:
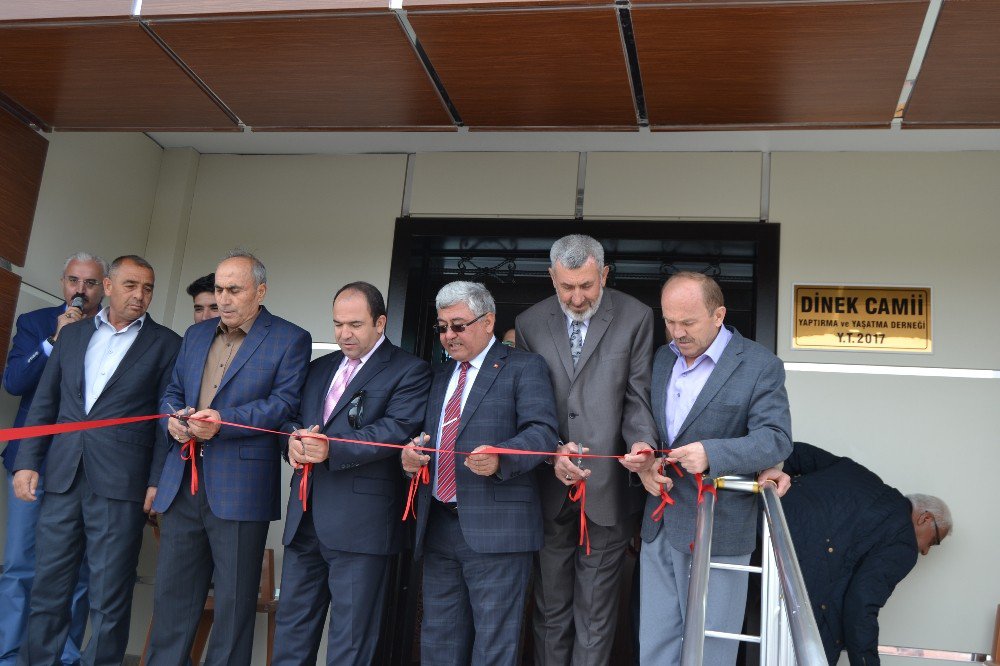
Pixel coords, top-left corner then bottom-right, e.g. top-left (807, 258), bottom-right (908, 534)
top-left (433, 337), bottom-right (496, 501)
top-left (665, 325), bottom-right (732, 444)
top-left (84, 308), bottom-right (145, 414)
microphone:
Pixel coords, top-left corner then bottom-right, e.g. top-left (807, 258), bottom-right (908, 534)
top-left (70, 296), bottom-right (84, 309)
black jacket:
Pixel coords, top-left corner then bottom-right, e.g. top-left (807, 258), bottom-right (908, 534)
top-left (782, 442), bottom-right (918, 665)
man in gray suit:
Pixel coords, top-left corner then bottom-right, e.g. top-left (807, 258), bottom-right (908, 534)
top-left (622, 271), bottom-right (792, 665)
top-left (515, 234), bottom-right (658, 665)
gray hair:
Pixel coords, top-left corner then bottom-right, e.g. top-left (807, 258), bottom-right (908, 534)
top-left (550, 234), bottom-right (604, 271)
top-left (63, 251), bottom-right (108, 277)
top-left (222, 249), bottom-right (267, 286)
top-left (435, 281), bottom-right (496, 317)
top-left (907, 493), bottom-right (953, 535)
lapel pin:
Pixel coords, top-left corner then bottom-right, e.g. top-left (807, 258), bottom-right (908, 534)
top-left (493, 363), bottom-right (499, 368)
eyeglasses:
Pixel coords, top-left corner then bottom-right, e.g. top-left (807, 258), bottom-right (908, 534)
top-left (347, 390), bottom-right (366, 429)
top-left (928, 512), bottom-right (942, 547)
top-left (432, 312), bottom-right (487, 335)
top-left (63, 276), bottom-right (101, 289)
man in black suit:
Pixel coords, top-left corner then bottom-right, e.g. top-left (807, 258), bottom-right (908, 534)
top-left (12, 255), bottom-right (181, 666)
top-left (272, 281), bottom-right (431, 666)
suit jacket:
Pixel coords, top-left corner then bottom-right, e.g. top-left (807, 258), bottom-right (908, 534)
top-left (413, 341), bottom-right (559, 557)
top-left (640, 326), bottom-right (792, 556)
top-left (154, 306), bottom-right (311, 522)
top-left (12, 314), bottom-right (181, 503)
top-left (2, 304), bottom-right (64, 472)
top-left (782, 442), bottom-right (917, 666)
top-left (281, 340), bottom-right (431, 555)
top-left (515, 289), bottom-right (658, 527)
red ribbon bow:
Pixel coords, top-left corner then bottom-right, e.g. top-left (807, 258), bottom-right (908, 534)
top-left (568, 480), bottom-right (591, 555)
top-left (403, 466), bottom-right (430, 521)
top-left (179, 438), bottom-right (199, 495)
top-left (298, 462), bottom-right (313, 511)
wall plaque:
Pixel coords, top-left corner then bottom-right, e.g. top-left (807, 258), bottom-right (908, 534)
top-left (793, 285), bottom-right (931, 352)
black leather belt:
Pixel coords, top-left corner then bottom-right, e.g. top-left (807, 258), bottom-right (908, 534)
top-left (433, 498), bottom-right (459, 515)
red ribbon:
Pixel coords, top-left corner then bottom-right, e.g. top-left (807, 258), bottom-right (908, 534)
top-left (567, 480), bottom-right (591, 555)
top-left (298, 462), bottom-right (312, 511)
top-left (0, 413), bottom-right (163, 442)
top-left (402, 465), bottom-right (430, 521)
top-left (179, 438), bottom-right (199, 495)
top-left (651, 485), bottom-right (674, 522)
top-left (696, 472), bottom-right (717, 505)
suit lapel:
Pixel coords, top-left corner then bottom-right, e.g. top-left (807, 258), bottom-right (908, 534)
top-left (185, 323), bottom-right (215, 405)
top-left (425, 362), bottom-right (454, 465)
top-left (546, 304), bottom-right (575, 381)
top-left (93, 317), bottom-right (157, 406)
top-left (673, 327), bottom-right (743, 444)
top-left (216, 307), bottom-right (272, 396)
top-left (323, 342), bottom-right (393, 428)
top-left (652, 347), bottom-right (674, 443)
top-left (572, 292), bottom-right (614, 380)
top-left (311, 351), bottom-right (342, 427)
top-left (457, 341), bottom-right (506, 438)
top-left (73, 322), bottom-right (99, 413)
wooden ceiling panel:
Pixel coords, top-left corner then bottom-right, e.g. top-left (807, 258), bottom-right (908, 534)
top-left (0, 107), bottom-right (47, 267)
top-left (149, 16), bottom-right (454, 129)
top-left (0, 23), bottom-right (237, 130)
top-left (0, 267), bottom-right (22, 376)
top-left (0, 1), bottom-right (131, 22)
top-left (140, 0), bottom-right (384, 17)
top-left (408, 9), bottom-right (637, 129)
top-left (904, 0), bottom-right (1000, 127)
top-left (632, 1), bottom-right (927, 129)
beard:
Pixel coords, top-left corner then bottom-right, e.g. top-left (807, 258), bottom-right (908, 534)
top-left (559, 290), bottom-right (603, 323)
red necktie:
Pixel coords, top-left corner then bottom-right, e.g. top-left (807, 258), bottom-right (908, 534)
top-left (436, 361), bottom-right (470, 503)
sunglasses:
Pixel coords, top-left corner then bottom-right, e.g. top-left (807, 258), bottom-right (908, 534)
top-left (432, 312), bottom-right (487, 335)
top-left (347, 390), bottom-right (366, 429)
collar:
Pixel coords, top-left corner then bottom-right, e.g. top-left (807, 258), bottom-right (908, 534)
top-left (95, 307), bottom-right (146, 332)
top-left (217, 306), bottom-right (261, 336)
top-left (466, 336), bottom-right (496, 371)
top-left (356, 334), bottom-right (386, 366)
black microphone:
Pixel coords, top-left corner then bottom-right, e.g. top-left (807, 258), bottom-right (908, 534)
top-left (70, 296), bottom-right (84, 309)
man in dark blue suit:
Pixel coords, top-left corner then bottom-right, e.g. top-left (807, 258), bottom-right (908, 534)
top-left (12, 255), bottom-right (181, 666)
top-left (148, 250), bottom-right (311, 666)
top-left (402, 281), bottom-right (559, 666)
top-left (272, 281), bottom-right (430, 665)
top-left (0, 251), bottom-right (106, 666)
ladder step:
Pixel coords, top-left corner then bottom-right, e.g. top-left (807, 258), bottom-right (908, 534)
top-left (704, 630), bottom-right (762, 644)
top-left (709, 563), bottom-right (763, 573)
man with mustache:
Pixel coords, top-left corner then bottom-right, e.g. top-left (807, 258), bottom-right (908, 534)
top-left (12, 255), bottom-right (181, 666)
top-left (0, 251), bottom-right (106, 666)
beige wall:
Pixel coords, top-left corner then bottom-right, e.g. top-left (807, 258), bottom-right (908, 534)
top-left (3, 143), bottom-right (998, 664)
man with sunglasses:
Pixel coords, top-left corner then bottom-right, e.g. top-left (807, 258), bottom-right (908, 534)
top-left (402, 281), bottom-right (558, 666)
top-left (781, 441), bottom-right (952, 665)
top-left (273, 281), bottom-right (431, 666)
top-left (0, 251), bottom-right (106, 666)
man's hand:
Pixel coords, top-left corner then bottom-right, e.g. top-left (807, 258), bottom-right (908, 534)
top-left (53, 305), bottom-right (84, 339)
top-left (638, 461), bottom-right (673, 497)
top-left (187, 409), bottom-right (222, 441)
top-left (13, 470), bottom-right (39, 502)
top-left (757, 467), bottom-right (791, 497)
top-left (402, 433), bottom-right (431, 475)
top-left (666, 442), bottom-right (709, 474)
top-left (299, 425), bottom-right (329, 464)
top-left (465, 445), bottom-right (499, 477)
top-left (168, 407), bottom-right (194, 444)
top-left (288, 431), bottom-right (306, 469)
top-left (620, 441), bottom-right (656, 473)
top-left (554, 442), bottom-right (591, 486)
top-left (144, 487), bottom-right (159, 526)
